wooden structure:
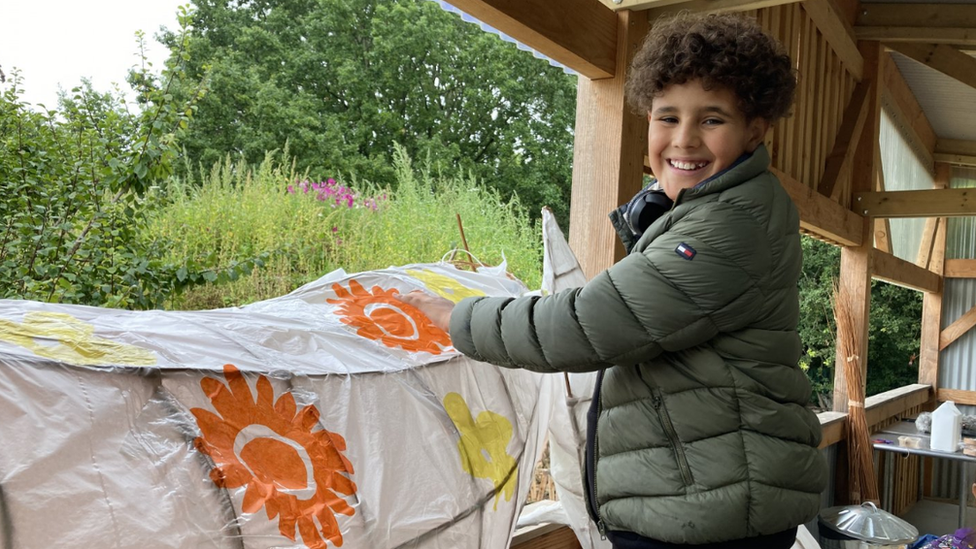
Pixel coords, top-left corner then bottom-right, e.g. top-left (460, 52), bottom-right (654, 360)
top-left (441, 0), bottom-right (976, 545)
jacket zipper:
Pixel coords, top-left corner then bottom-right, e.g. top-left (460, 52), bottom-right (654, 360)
top-left (651, 389), bottom-right (694, 487)
top-left (584, 370), bottom-right (607, 539)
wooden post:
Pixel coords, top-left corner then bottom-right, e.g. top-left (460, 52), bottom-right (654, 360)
top-left (568, 10), bottom-right (648, 280)
top-left (918, 163), bottom-right (950, 389)
top-left (833, 42), bottom-right (883, 413)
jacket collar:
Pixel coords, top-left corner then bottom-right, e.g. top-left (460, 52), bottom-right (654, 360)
top-left (672, 144), bottom-right (771, 206)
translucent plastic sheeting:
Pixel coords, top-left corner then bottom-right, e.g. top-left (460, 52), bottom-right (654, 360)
top-left (538, 208), bottom-right (612, 549)
top-left (0, 263), bottom-right (554, 549)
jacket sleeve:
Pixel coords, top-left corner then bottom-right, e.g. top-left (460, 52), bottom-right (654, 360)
top-left (449, 200), bottom-right (775, 373)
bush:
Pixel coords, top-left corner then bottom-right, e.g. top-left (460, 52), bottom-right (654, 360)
top-left (148, 144), bottom-right (542, 310)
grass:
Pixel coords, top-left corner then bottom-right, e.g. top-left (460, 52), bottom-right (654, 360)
top-left (146, 145), bottom-right (543, 310)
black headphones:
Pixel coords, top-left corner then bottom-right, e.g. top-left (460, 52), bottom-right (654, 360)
top-left (622, 186), bottom-right (673, 237)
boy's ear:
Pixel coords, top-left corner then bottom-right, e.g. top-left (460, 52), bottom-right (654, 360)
top-left (747, 117), bottom-right (771, 149)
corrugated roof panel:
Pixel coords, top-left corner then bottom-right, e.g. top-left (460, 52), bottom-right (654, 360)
top-left (432, 1), bottom-right (576, 75)
top-left (889, 52), bottom-right (976, 142)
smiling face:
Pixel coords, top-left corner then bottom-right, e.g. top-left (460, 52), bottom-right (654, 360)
top-left (648, 80), bottom-right (770, 200)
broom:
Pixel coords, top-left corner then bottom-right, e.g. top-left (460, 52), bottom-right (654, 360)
top-left (833, 286), bottom-right (880, 504)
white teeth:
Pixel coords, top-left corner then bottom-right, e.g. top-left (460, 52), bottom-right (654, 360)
top-left (670, 160), bottom-right (708, 170)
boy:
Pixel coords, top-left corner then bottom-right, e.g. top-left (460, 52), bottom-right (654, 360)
top-left (399, 12), bottom-right (827, 548)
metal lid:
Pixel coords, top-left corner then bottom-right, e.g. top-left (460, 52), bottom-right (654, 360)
top-left (819, 502), bottom-right (919, 544)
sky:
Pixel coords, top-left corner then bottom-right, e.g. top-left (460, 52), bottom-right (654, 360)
top-left (1, 0), bottom-right (188, 108)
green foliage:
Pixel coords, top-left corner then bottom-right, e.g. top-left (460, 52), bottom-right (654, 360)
top-left (0, 7), bottom-right (260, 309)
top-left (160, 0), bottom-right (577, 224)
top-left (148, 144), bottom-right (542, 310)
top-left (798, 237), bottom-right (923, 407)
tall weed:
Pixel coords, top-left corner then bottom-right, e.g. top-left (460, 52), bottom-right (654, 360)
top-left (147, 145), bottom-right (542, 309)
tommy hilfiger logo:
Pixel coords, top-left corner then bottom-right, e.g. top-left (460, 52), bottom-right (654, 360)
top-left (675, 243), bottom-right (696, 260)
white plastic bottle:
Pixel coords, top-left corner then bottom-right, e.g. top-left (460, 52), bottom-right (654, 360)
top-left (931, 400), bottom-right (962, 453)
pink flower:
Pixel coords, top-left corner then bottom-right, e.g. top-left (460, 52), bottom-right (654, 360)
top-left (331, 226), bottom-right (339, 233)
top-left (287, 185), bottom-right (295, 194)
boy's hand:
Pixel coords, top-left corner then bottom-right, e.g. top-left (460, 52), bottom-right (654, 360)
top-left (395, 291), bottom-right (454, 332)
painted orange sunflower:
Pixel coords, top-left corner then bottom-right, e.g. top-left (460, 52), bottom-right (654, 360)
top-left (327, 279), bottom-right (453, 354)
top-left (191, 364), bottom-right (356, 548)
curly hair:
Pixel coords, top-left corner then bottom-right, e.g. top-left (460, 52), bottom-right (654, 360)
top-left (625, 12), bottom-right (796, 121)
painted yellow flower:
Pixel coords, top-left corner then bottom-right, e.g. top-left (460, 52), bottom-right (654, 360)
top-left (0, 312), bottom-right (155, 366)
top-left (443, 392), bottom-right (517, 510)
top-left (407, 270), bottom-right (486, 304)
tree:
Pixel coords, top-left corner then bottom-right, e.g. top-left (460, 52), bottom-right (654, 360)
top-left (798, 237), bottom-right (923, 407)
top-left (0, 9), bottom-right (262, 309)
top-left (161, 0), bottom-right (578, 223)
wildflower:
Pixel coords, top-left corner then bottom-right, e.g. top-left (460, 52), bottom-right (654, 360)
top-left (287, 185), bottom-right (295, 194)
top-left (332, 226), bottom-right (339, 233)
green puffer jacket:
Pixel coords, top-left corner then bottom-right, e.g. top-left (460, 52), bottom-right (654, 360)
top-left (449, 145), bottom-right (827, 544)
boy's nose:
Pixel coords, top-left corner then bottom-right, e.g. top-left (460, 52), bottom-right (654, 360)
top-left (673, 123), bottom-right (701, 148)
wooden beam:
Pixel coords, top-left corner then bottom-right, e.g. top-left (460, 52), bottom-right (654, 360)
top-left (872, 249), bottom-right (941, 293)
top-left (819, 81), bottom-right (870, 198)
top-left (935, 153), bottom-right (976, 167)
top-left (887, 42), bottom-right (976, 93)
top-left (442, 0), bottom-right (617, 79)
top-left (940, 304), bottom-right (976, 351)
top-left (945, 259), bottom-right (976, 279)
top-left (874, 146), bottom-right (893, 254)
top-left (771, 167), bottom-right (864, 246)
top-left (854, 188), bottom-right (976, 218)
top-left (819, 411), bottom-right (848, 449)
top-left (918, 163), bottom-right (949, 388)
top-left (882, 54), bottom-right (937, 161)
top-left (937, 389), bottom-right (976, 407)
top-left (857, 4), bottom-right (976, 31)
top-left (802, 0), bottom-right (863, 80)
top-left (864, 384), bottom-right (932, 429)
top-left (642, 0), bottom-right (800, 18)
top-left (936, 139), bottom-right (976, 167)
top-left (833, 42), bottom-right (881, 414)
top-left (857, 27), bottom-right (976, 47)
top-left (569, 11), bottom-right (649, 279)
top-left (917, 217), bottom-right (940, 271)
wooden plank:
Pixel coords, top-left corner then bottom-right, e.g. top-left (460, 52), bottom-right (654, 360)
top-left (814, 33), bottom-right (828, 184)
top-left (874, 146), bottom-right (893, 254)
top-left (569, 11), bottom-right (649, 279)
top-left (882, 55), bottom-right (937, 161)
top-left (865, 384), bottom-right (932, 429)
top-left (801, 0), bottom-right (863, 79)
top-left (872, 249), bottom-right (940, 293)
top-left (771, 167), bottom-right (864, 246)
top-left (512, 523), bottom-right (583, 549)
top-left (820, 411), bottom-right (848, 449)
top-left (856, 27), bottom-right (976, 46)
top-left (935, 153), bottom-right (976, 167)
top-left (939, 304), bottom-right (976, 351)
top-left (854, 188), bottom-right (976, 218)
top-left (938, 139), bottom-right (976, 157)
top-left (935, 139), bottom-right (976, 167)
top-left (833, 42), bottom-right (881, 414)
top-left (945, 259), bottom-right (976, 279)
top-left (782, 3), bottom-right (803, 178)
top-left (857, 3), bottom-right (976, 30)
top-left (641, 0), bottom-right (801, 18)
top-left (800, 15), bottom-right (817, 186)
top-left (819, 80), bottom-right (870, 198)
top-left (442, 0), bottom-right (617, 79)
top-left (916, 217), bottom-right (940, 271)
top-left (937, 389), bottom-right (976, 407)
top-left (918, 163), bottom-right (949, 388)
top-left (887, 42), bottom-right (976, 93)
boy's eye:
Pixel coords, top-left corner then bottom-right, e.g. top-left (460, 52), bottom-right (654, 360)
top-left (703, 118), bottom-right (725, 126)
top-left (658, 116), bottom-right (679, 124)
